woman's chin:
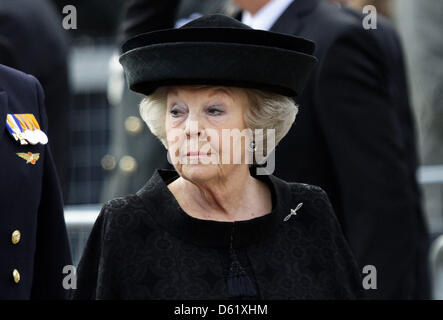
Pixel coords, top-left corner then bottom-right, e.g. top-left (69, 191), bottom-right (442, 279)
top-left (180, 164), bottom-right (220, 182)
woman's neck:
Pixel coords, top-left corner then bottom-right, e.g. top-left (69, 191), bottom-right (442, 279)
top-left (169, 166), bottom-right (271, 222)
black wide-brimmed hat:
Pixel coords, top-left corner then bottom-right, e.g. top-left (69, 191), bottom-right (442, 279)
top-left (119, 14), bottom-right (318, 98)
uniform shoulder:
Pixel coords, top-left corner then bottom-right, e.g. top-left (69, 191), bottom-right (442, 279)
top-left (0, 64), bottom-right (38, 86)
top-left (0, 64), bottom-right (43, 102)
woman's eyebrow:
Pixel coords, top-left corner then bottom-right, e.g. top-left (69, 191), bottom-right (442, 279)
top-left (208, 88), bottom-right (233, 101)
top-left (167, 87), bottom-right (179, 96)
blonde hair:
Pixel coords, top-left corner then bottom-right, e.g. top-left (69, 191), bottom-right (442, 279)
top-left (139, 85), bottom-right (298, 161)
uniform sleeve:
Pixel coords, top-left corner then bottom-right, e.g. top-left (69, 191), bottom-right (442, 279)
top-left (315, 26), bottom-right (419, 299)
top-left (29, 76), bottom-right (73, 299)
top-left (70, 206), bottom-right (108, 300)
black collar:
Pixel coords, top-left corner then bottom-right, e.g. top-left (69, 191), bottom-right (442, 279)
top-left (136, 168), bottom-right (293, 248)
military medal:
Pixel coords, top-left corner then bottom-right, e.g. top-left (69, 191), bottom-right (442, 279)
top-left (6, 114), bottom-right (28, 145)
top-left (15, 114), bottom-right (37, 145)
top-left (23, 128), bottom-right (39, 145)
top-left (5, 114), bottom-right (19, 141)
top-left (5, 113), bottom-right (48, 145)
top-left (17, 114), bottom-right (39, 145)
top-left (34, 129), bottom-right (48, 145)
top-left (24, 113), bottom-right (48, 145)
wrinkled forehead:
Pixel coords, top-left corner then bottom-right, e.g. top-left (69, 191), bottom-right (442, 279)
top-left (166, 85), bottom-right (238, 101)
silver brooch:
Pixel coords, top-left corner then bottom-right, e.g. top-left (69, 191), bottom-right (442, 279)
top-left (284, 203), bottom-right (303, 222)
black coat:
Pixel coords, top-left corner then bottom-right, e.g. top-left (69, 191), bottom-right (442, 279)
top-left (0, 64), bottom-right (72, 299)
top-left (72, 169), bottom-right (363, 299)
top-left (235, 0), bottom-right (429, 299)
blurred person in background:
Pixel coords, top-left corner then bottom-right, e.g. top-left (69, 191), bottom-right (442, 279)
top-left (0, 0), bottom-right (72, 200)
top-left (232, 0), bottom-right (429, 299)
top-left (0, 64), bottom-right (72, 299)
top-left (101, 0), bottom-right (231, 201)
top-left (331, 0), bottom-right (430, 299)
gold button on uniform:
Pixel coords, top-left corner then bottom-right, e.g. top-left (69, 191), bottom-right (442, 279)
top-left (12, 269), bottom-right (20, 283)
top-left (11, 230), bottom-right (21, 244)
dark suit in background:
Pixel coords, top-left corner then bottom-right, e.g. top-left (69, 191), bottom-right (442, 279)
top-left (0, 64), bottom-right (72, 299)
top-left (343, 5), bottom-right (430, 298)
top-left (117, 0), bottom-right (180, 46)
top-left (0, 0), bottom-right (72, 199)
top-left (235, 0), bottom-right (429, 298)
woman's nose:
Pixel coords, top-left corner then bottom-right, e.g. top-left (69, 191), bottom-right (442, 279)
top-left (184, 114), bottom-right (203, 138)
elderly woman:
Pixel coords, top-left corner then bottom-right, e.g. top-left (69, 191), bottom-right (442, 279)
top-left (72, 14), bottom-right (362, 300)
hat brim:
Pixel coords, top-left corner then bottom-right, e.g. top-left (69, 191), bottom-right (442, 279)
top-left (121, 27), bottom-right (316, 55)
top-left (119, 27), bottom-right (318, 97)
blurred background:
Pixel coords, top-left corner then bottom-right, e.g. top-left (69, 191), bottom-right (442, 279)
top-left (1, 0), bottom-right (443, 298)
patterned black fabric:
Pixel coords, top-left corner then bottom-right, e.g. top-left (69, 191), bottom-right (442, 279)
top-left (71, 169), bottom-right (364, 299)
top-left (225, 248), bottom-right (258, 299)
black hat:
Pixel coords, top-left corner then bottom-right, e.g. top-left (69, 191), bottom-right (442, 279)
top-left (119, 14), bottom-right (318, 98)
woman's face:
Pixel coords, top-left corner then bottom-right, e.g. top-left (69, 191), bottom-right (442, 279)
top-left (165, 85), bottom-right (251, 183)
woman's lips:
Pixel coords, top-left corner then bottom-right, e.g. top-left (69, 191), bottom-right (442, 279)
top-left (186, 151), bottom-right (211, 157)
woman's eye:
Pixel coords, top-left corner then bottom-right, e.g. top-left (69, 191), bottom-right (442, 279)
top-left (170, 105), bottom-right (185, 117)
top-left (207, 105), bottom-right (224, 116)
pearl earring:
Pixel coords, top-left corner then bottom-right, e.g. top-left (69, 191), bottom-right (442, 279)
top-left (248, 140), bottom-right (256, 152)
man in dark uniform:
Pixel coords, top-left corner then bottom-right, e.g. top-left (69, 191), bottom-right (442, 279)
top-left (0, 0), bottom-right (72, 199)
top-left (0, 64), bottom-right (72, 299)
top-left (233, 0), bottom-right (430, 299)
